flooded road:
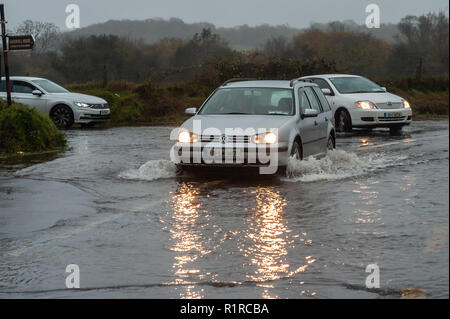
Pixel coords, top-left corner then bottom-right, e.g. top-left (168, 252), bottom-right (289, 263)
top-left (0, 120), bottom-right (448, 298)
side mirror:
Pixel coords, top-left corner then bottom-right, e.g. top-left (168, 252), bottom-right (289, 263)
top-left (32, 90), bottom-right (43, 96)
top-left (321, 88), bottom-right (332, 96)
top-left (185, 107), bottom-right (197, 116)
top-left (302, 108), bottom-right (319, 118)
top-left (380, 87), bottom-right (387, 92)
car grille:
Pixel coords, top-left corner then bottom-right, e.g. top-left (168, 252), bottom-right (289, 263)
top-left (376, 102), bottom-right (402, 109)
top-left (178, 146), bottom-right (272, 166)
top-left (378, 116), bottom-right (406, 122)
top-left (90, 103), bottom-right (109, 109)
top-left (200, 135), bottom-right (250, 143)
top-left (80, 114), bottom-right (110, 120)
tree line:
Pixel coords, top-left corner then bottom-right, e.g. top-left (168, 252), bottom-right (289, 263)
top-left (5, 12), bottom-right (449, 86)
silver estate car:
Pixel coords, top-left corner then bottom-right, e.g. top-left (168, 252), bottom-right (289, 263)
top-left (171, 78), bottom-right (336, 174)
top-left (0, 76), bottom-right (110, 128)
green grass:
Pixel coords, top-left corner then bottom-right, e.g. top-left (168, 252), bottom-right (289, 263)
top-left (378, 75), bottom-right (449, 117)
top-left (0, 101), bottom-right (66, 155)
top-left (67, 81), bottom-right (204, 126)
top-left (66, 78), bottom-right (449, 127)
top-left (395, 89), bottom-right (449, 116)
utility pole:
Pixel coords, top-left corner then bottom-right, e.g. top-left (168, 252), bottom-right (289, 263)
top-left (0, 4), bottom-right (11, 106)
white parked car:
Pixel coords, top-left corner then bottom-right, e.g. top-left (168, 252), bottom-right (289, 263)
top-left (0, 76), bottom-right (110, 129)
top-left (299, 74), bottom-right (412, 132)
top-left (172, 78), bottom-right (336, 174)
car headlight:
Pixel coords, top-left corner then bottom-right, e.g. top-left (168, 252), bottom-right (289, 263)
top-left (252, 132), bottom-right (278, 144)
top-left (355, 101), bottom-right (377, 110)
top-left (177, 131), bottom-right (198, 143)
top-left (75, 102), bottom-right (92, 108)
top-left (403, 100), bottom-right (411, 109)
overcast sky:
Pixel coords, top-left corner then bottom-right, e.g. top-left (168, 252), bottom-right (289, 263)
top-left (3, 0), bottom-right (449, 30)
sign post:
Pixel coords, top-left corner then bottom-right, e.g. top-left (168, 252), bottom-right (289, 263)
top-left (0, 4), bottom-right (35, 107)
top-left (0, 4), bottom-right (11, 106)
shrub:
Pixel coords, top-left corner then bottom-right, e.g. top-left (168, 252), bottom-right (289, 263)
top-left (0, 101), bottom-right (66, 154)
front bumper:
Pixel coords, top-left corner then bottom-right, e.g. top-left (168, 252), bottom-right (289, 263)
top-left (172, 142), bottom-right (290, 167)
top-left (74, 108), bottom-right (111, 123)
top-left (350, 108), bottom-right (412, 127)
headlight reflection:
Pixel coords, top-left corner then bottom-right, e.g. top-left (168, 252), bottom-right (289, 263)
top-left (170, 182), bottom-right (209, 299)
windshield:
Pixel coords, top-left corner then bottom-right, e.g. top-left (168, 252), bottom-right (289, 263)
top-left (329, 77), bottom-right (384, 94)
top-left (199, 88), bottom-right (294, 115)
top-left (31, 79), bottom-right (69, 93)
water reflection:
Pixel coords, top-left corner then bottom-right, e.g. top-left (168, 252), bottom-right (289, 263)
top-left (244, 187), bottom-right (314, 298)
top-left (169, 182), bottom-right (209, 299)
top-left (351, 181), bottom-right (383, 230)
top-left (169, 183), bottom-right (316, 298)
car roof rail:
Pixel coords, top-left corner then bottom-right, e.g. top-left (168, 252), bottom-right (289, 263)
top-left (222, 78), bottom-right (257, 86)
top-left (289, 78), bottom-right (313, 87)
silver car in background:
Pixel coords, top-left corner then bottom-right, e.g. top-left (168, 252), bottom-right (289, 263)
top-left (171, 78), bottom-right (336, 174)
top-left (0, 76), bottom-right (110, 128)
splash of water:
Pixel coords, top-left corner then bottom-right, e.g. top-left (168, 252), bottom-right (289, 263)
top-left (284, 150), bottom-right (408, 182)
top-left (119, 160), bottom-right (177, 181)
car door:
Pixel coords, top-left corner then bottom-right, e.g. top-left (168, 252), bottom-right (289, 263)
top-left (297, 87), bottom-right (321, 157)
top-left (12, 80), bottom-right (48, 113)
top-left (303, 87), bottom-right (328, 155)
top-left (312, 86), bottom-right (333, 151)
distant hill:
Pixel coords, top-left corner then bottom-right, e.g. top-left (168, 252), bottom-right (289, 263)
top-left (67, 17), bottom-right (400, 50)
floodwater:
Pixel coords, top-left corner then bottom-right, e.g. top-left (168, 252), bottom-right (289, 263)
top-left (0, 120), bottom-right (448, 298)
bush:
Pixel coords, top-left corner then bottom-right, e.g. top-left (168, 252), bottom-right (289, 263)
top-left (376, 75), bottom-right (449, 116)
top-left (0, 101), bottom-right (66, 155)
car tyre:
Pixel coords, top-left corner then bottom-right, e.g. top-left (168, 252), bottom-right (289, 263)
top-left (327, 135), bottom-right (335, 151)
top-left (291, 141), bottom-right (302, 160)
top-left (336, 109), bottom-right (352, 133)
top-left (50, 105), bottom-right (74, 129)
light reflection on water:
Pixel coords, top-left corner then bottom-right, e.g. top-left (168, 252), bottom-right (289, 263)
top-left (168, 183), bottom-right (316, 298)
top-left (244, 187), bottom-right (315, 298)
top-left (169, 182), bottom-right (208, 299)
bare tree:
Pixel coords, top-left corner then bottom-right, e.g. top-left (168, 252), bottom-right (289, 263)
top-left (15, 20), bottom-right (59, 53)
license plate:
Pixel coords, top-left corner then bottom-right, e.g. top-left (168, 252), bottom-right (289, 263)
top-left (385, 112), bottom-right (402, 118)
top-left (202, 148), bottom-right (237, 162)
top-left (100, 110), bottom-right (110, 115)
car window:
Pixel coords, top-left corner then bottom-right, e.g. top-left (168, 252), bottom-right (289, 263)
top-left (0, 80), bottom-right (6, 92)
top-left (298, 89), bottom-right (312, 114)
top-left (304, 87), bottom-right (322, 112)
top-left (309, 78), bottom-right (333, 92)
top-left (329, 76), bottom-right (384, 94)
top-left (313, 86), bottom-right (331, 112)
top-left (31, 79), bottom-right (69, 93)
top-left (12, 81), bottom-right (36, 94)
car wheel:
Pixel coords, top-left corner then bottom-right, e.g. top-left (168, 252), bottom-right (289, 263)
top-left (50, 105), bottom-right (74, 129)
top-left (336, 110), bottom-right (352, 133)
top-left (327, 135), bottom-right (335, 151)
top-left (290, 141), bottom-right (302, 160)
